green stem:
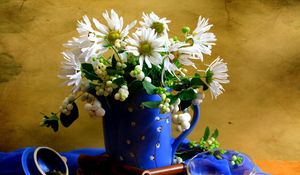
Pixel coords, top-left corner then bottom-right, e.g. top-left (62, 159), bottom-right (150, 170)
top-left (111, 46), bottom-right (122, 62)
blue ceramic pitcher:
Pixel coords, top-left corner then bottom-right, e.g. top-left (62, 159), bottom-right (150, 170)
top-left (99, 89), bottom-right (200, 169)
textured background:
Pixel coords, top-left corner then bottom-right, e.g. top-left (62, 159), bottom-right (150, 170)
top-left (0, 0), bottom-right (299, 161)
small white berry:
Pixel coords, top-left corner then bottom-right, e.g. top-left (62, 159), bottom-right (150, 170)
top-left (68, 95), bottom-right (75, 102)
top-left (84, 103), bottom-right (93, 111)
top-left (114, 93), bottom-right (120, 100)
top-left (144, 76), bottom-right (151, 83)
top-left (178, 113), bottom-right (191, 123)
top-left (181, 121), bottom-right (191, 130)
top-left (95, 108), bottom-right (105, 117)
top-left (135, 65), bottom-right (142, 71)
top-left (66, 104), bottom-right (73, 111)
top-left (176, 125), bottom-right (183, 132)
top-left (137, 72), bottom-right (145, 80)
top-left (172, 114), bottom-right (179, 124)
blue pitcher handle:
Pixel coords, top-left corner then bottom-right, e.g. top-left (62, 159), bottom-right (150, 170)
top-left (171, 104), bottom-right (200, 161)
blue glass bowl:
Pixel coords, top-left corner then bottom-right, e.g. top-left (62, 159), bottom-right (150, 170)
top-left (21, 147), bottom-right (68, 175)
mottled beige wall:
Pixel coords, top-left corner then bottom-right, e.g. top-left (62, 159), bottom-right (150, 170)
top-left (0, 0), bottom-right (299, 160)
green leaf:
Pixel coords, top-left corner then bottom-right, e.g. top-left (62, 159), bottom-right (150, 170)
top-left (81, 63), bottom-right (99, 81)
top-left (203, 83), bottom-right (209, 91)
top-left (191, 75), bottom-right (209, 90)
top-left (178, 89), bottom-right (197, 101)
top-left (188, 141), bottom-right (198, 148)
top-left (111, 54), bottom-right (117, 68)
top-left (191, 77), bottom-right (204, 87)
top-left (128, 80), bottom-right (142, 92)
top-left (171, 83), bottom-right (187, 91)
top-left (171, 78), bottom-right (191, 91)
top-left (179, 100), bottom-right (192, 110)
top-left (106, 67), bottom-right (123, 76)
top-left (142, 80), bottom-right (157, 94)
top-left (142, 101), bottom-right (160, 108)
top-left (168, 94), bottom-right (178, 105)
top-left (212, 128), bottom-right (219, 139)
top-left (41, 113), bottom-right (59, 132)
top-left (60, 102), bottom-right (79, 127)
top-left (112, 77), bottom-right (125, 86)
top-left (203, 126), bottom-right (210, 141)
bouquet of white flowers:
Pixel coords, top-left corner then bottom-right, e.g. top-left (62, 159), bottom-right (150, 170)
top-left (41, 9), bottom-right (229, 132)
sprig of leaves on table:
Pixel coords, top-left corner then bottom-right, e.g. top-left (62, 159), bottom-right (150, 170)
top-left (175, 127), bottom-right (227, 161)
top-left (175, 127), bottom-right (244, 166)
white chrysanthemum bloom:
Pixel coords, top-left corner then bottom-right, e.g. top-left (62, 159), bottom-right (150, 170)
top-left (126, 28), bottom-right (165, 68)
top-left (205, 57), bottom-right (229, 99)
top-left (64, 15), bottom-right (105, 62)
top-left (59, 51), bottom-right (83, 92)
top-left (93, 9), bottom-right (137, 45)
top-left (164, 40), bottom-right (202, 75)
top-left (64, 10), bottom-right (136, 62)
top-left (188, 16), bottom-right (217, 60)
top-left (139, 12), bottom-right (170, 43)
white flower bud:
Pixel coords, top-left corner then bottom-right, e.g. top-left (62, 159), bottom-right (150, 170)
top-left (144, 76), bottom-right (151, 83)
top-left (84, 103), bottom-right (93, 111)
top-left (66, 104), bottom-right (73, 111)
top-left (114, 93), bottom-right (120, 100)
top-left (130, 71), bottom-right (135, 77)
top-left (172, 114), bottom-right (179, 124)
top-left (62, 109), bottom-right (68, 114)
top-left (106, 81), bottom-right (113, 86)
top-left (173, 106), bottom-right (179, 113)
top-left (88, 110), bottom-right (95, 117)
top-left (176, 125), bottom-right (183, 132)
top-left (63, 99), bottom-right (69, 106)
top-left (178, 113), bottom-right (191, 123)
top-left (135, 65), bottom-right (142, 71)
top-left (59, 106), bottom-right (63, 112)
top-left (68, 94), bottom-right (75, 102)
top-left (116, 62), bottom-right (122, 67)
top-left (96, 108), bottom-right (105, 117)
top-left (93, 100), bottom-right (102, 108)
top-left (137, 72), bottom-right (145, 80)
top-left (181, 121), bottom-right (191, 130)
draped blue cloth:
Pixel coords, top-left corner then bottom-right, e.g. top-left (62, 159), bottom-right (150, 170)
top-left (0, 147), bottom-right (269, 175)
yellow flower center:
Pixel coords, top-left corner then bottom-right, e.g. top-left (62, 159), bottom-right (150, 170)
top-left (139, 42), bottom-right (152, 55)
top-left (171, 51), bottom-right (180, 62)
top-left (107, 31), bottom-right (121, 44)
top-left (151, 22), bottom-right (164, 34)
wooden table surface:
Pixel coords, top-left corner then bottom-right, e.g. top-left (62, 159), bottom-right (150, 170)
top-left (255, 160), bottom-right (300, 175)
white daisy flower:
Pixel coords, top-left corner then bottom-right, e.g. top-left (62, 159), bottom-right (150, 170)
top-left (163, 40), bottom-right (202, 75)
top-left (64, 10), bottom-right (136, 62)
top-left (188, 16), bottom-right (217, 60)
top-left (205, 57), bottom-right (229, 98)
top-left (93, 9), bottom-right (137, 45)
top-left (59, 51), bottom-right (83, 92)
top-left (139, 12), bottom-right (170, 40)
top-left (126, 28), bottom-right (165, 68)
top-left (64, 15), bottom-right (105, 62)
